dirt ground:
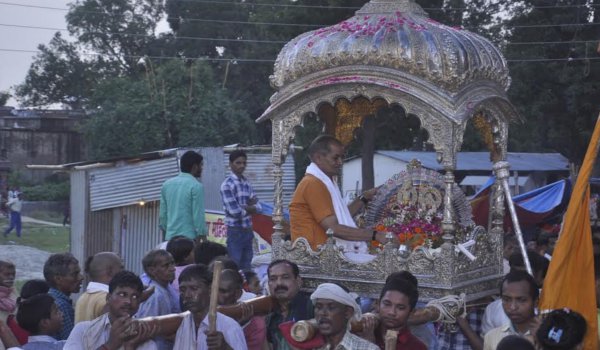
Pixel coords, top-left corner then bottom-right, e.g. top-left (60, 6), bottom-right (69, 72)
top-left (0, 244), bottom-right (50, 281)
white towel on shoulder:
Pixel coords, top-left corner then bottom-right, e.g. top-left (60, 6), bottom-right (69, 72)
top-left (305, 163), bottom-right (369, 254)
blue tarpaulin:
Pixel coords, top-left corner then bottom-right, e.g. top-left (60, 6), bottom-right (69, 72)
top-left (471, 177), bottom-right (570, 228)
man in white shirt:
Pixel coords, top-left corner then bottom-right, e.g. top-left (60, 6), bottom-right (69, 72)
top-left (64, 271), bottom-right (157, 350)
top-left (174, 264), bottom-right (246, 350)
top-left (3, 193), bottom-right (22, 238)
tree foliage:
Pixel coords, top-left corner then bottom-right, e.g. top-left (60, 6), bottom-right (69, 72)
top-left (15, 0), bottom-right (600, 166)
top-left (15, 33), bottom-right (101, 109)
top-left (84, 60), bottom-right (255, 158)
top-left (504, 0), bottom-right (600, 163)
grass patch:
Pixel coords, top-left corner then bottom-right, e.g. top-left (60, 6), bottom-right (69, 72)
top-left (26, 210), bottom-right (66, 224)
top-left (0, 217), bottom-right (69, 253)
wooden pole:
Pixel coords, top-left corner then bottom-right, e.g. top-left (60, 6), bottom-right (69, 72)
top-left (208, 261), bottom-right (223, 333)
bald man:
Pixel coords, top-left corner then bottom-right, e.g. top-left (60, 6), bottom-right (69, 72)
top-left (75, 252), bottom-right (124, 323)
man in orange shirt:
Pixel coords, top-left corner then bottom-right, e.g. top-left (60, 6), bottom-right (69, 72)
top-left (289, 135), bottom-right (387, 252)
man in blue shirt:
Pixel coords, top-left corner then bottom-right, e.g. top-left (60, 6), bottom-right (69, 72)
top-left (43, 253), bottom-right (83, 340)
top-left (159, 150), bottom-right (207, 242)
top-left (220, 150), bottom-right (261, 271)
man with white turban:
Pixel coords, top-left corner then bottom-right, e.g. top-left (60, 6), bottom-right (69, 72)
top-left (310, 283), bottom-right (379, 350)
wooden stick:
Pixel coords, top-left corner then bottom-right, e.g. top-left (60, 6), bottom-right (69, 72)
top-left (208, 261), bottom-right (223, 333)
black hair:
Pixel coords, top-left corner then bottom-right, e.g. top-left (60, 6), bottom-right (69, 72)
top-left (267, 259), bottom-right (299, 278)
top-left (504, 235), bottom-right (519, 246)
top-left (385, 271), bottom-right (418, 288)
top-left (379, 278), bottom-right (419, 310)
top-left (229, 150), bottom-right (247, 163)
top-left (108, 271), bottom-right (143, 294)
top-left (0, 260), bottom-right (15, 270)
top-left (501, 270), bottom-right (539, 301)
top-left (166, 236), bottom-right (195, 265)
top-left (180, 150), bottom-right (203, 173)
top-left (497, 335), bottom-right (535, 350)
top-left (221, 269), bottom-right (244, 289)
top-left (18, 279), bottom-right (49, 305)
top-left (307, 135), bottom-right (342, 160)
top-left (16, 294), bottom-right (55, 334)
top-left (179, 264), bottom-right (212, 285)
top-left (536, 309), bottom-right (586, 350)
top-left (209, 256), bottom-right (239, 273)
top-left (509, 250), bottom-right (549, 280)
top-left (43, 253), bottom-right (79, 287)
top-left (194, 241), bottom-right (228, 265)
top-left (141, 250), bottom-right (172, 275)
top-left (537, 234), bottom-right (550, 247)
top-left (243, 270), bottom-right (258, 282)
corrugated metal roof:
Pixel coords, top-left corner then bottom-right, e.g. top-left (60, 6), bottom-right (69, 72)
top-left (461, 175), bottom-right (530, 186)
top-left (89, 157), bottom-right (179, 211)
top-left (375, 151), bottom-right (570, 171)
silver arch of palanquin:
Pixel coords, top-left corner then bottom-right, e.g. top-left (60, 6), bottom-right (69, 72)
top-left (257, 0), bottom-right (522, 299)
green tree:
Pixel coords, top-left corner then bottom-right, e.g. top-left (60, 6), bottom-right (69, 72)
top-left (84, 59), bottom-right (255, 158)
top-left (16, 0), bottom-right (164, 108)
top-left (15, 33), bottom-right (100, 109)
top-left (504, 0), bottom-right (600, 163)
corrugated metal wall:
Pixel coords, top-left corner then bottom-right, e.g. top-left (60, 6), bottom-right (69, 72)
top-left (223, 151), bottom-right (296, 208)
top-left (70, 147), bottom-right (296, 274)
top-left (84, 209), bottom-right (114, 261)
top-left (89, 157), bottom-right (179, 211)
top-left (119, 204), bottom-right (162, 275)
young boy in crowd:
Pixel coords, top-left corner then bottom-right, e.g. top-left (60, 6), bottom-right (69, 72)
top-left (166, 236), bottom-right (195, 294)
top-left (361, 278), bottom-right (427, 350)
top-left (483, 270), bottom-right (539, 350)
top-left (135, 250), bottom-right (180, 350)
top-left (0, 261), bottom-right (16, 324)
top-left (43, 253), bottom-right (83, 340)
top-left (16, 294), bottom-right (65, 349)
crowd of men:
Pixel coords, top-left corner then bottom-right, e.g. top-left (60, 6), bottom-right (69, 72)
top-left (0, 241), bottom-right (593, 350)
top-left (0, 136), bottom-right (595, 349)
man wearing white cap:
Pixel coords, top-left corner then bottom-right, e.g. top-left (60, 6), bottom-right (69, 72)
top-left (311, 283), bottom-right (379, 350)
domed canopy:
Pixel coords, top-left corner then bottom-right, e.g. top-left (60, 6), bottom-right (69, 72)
top-left (258, 0), bottom-right (520, 170)
top-left (269, 0), bottom-right (510, 93)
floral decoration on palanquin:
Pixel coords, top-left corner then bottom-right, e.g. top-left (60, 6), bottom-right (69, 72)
top-left (373, 203), bottom-right (444, 251)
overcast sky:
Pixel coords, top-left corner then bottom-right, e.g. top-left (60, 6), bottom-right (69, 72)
top-left (0, 1), bottom-right (169, 108)
top-left (0, 0), bottom-right (73, 107)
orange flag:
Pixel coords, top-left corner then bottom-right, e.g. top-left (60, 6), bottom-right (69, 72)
top-left (539, 114), bottom-right (600, 350)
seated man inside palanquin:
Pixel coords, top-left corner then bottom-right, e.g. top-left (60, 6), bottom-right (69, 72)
top-left (289, 135), bottom-right (390, 258)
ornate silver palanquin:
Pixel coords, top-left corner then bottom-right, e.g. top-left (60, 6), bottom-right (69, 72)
top-left (257, 0), bottom-right (522, 301)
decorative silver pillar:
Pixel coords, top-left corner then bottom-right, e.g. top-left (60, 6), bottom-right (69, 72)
top-left (441, 168), bottom-right (456, 243)
top-left (493, 161), bottom-right (533, 276)
top-left (271, 158), bottom-right (285, 260)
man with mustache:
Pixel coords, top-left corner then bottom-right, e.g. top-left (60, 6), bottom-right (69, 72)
top-left (289, 135), bottom-right (383, 255)
top-left (174, 264), bottom-right (246, 349)
top-left (64, 271), bottom-right (157, 350)
top-left (265, 259), bottom-right (313, 350)
top-left (311, 283), bottom-right (378, 350)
